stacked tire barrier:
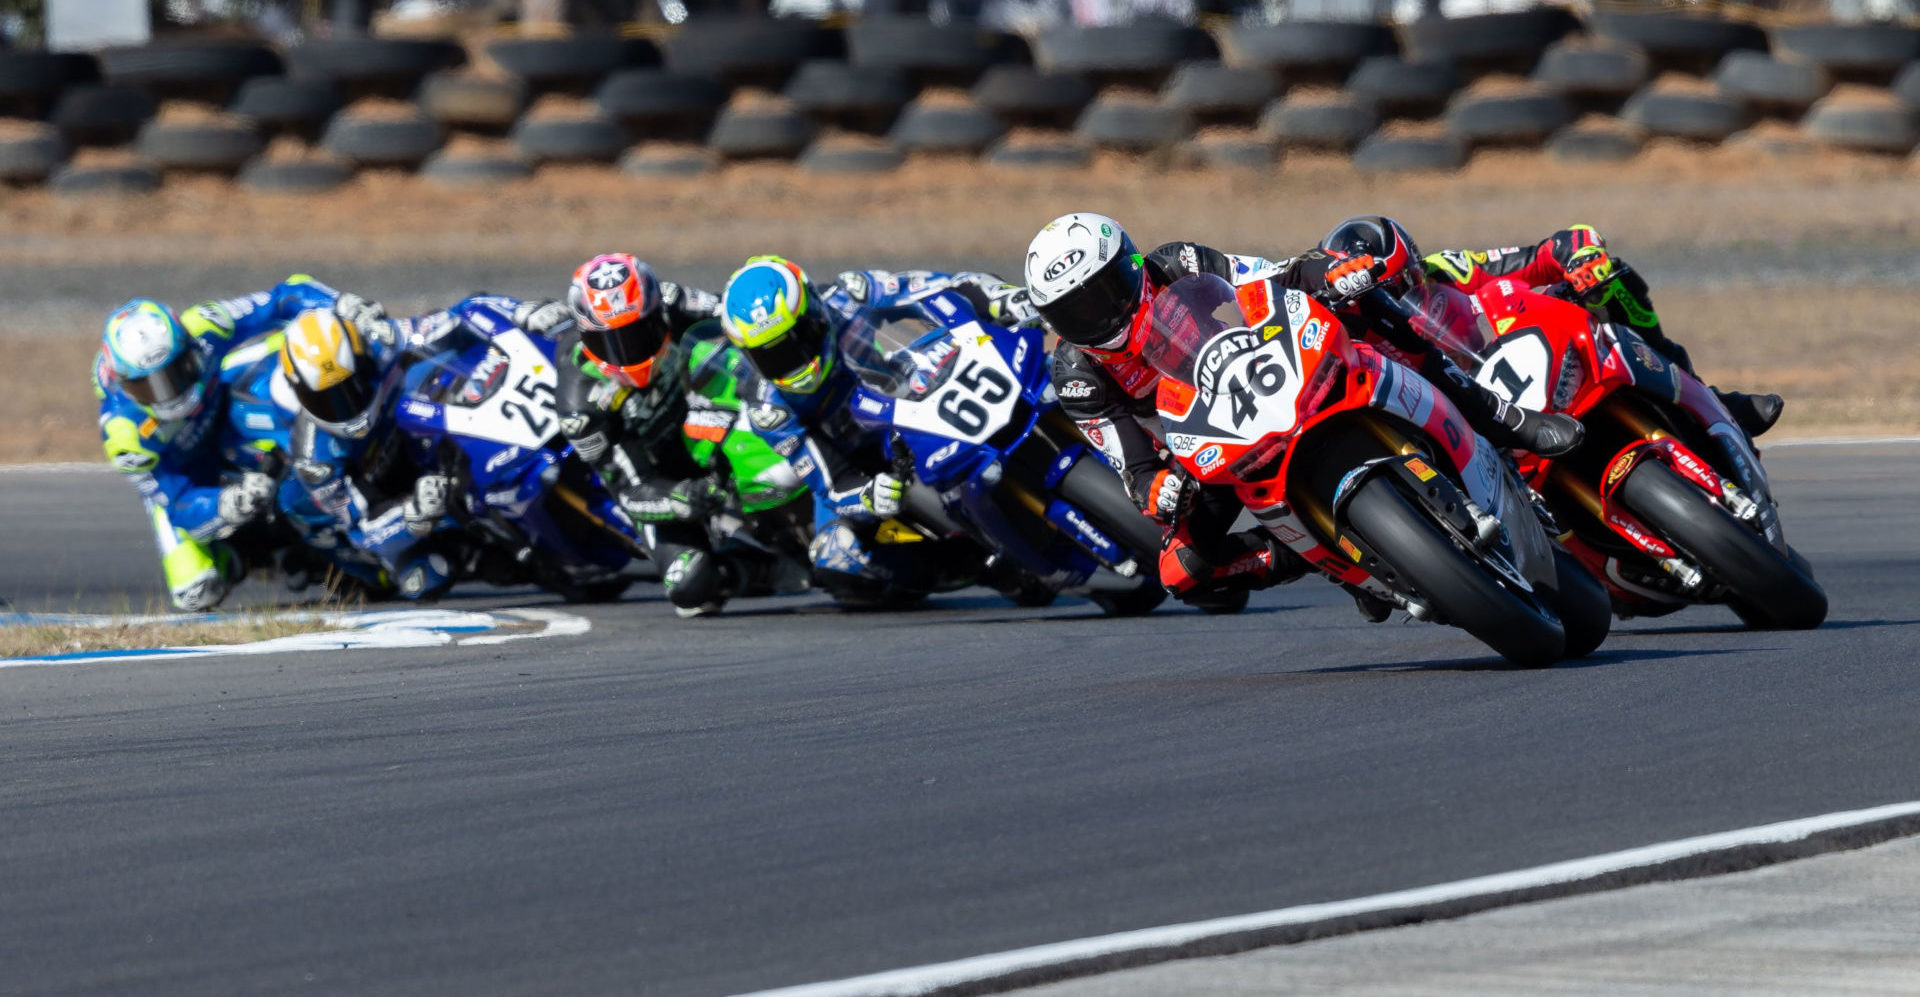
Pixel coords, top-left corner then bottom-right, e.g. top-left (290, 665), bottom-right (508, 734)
top-left (3, 12), bottom-right (1918, 192)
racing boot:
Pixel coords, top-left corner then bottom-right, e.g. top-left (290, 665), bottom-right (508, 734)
top-left (663, 548), bottom-right (738, 618)
top-left (1712, 388), bottom-right (1785, 439)
top-left (1427, 354), bottom-right (1584, 458)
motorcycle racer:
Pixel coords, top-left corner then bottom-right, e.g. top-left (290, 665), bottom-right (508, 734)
top-left (554, 252), bottom-right (761, 616)
top-left (94, 277), bottom-right (390, 611)
top-left (1331, 218), bottom-right (1784, 439)
top-left (719, 256), bottom-right (1033, 606)
top-left (1025, 211), bottom-right (1584, 613)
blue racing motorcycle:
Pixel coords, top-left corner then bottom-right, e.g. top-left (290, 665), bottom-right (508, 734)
top-left (840, 290), bottom-right (1167, 615)
top-left (391, 297), bottom-right (647, 602)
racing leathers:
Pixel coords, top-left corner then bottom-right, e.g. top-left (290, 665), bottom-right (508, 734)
top-left (547, 279), bottom-right (755, 615)
top-left (1052, 242), bottom-right (1581, 606)
top-left (1423, 225), bottom-right (1784, 437)
top-left (95, 275), bottom-right (357, 611)
top-left (743, 269), bottom-right (1033, 606)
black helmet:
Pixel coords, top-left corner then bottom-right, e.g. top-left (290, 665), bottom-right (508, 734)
top-left (1321, 215), bottom-right (1423, 296)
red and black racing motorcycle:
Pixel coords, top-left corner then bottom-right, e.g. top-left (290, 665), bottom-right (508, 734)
top-left (1410, 269), bottom-right (1826, 629)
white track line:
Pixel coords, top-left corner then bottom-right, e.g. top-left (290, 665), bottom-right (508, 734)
top-left (459, 607), bottom-right (593, 646)
top-left (743, 800), bottom-right (1920, 997)
top-left (1763, 435), bottom-right (1920, 448)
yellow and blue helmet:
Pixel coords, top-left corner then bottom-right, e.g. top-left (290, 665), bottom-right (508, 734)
top-left (103, 298), bottom-right (206, 421)
top-left (721, 255), bottom-right (835, 393)
top-left (280, 308), bottom-right (382, 439)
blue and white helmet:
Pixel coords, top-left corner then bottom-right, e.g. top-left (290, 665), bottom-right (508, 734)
top-left (103, 299), bottom-right (206, 421)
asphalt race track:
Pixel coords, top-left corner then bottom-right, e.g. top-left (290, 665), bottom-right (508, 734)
top-left (2, 441), bottom-right (1915, 996)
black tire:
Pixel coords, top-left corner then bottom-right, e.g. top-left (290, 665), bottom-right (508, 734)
top-left (1346, 476), bottom-right (1564, 667)
top-left (1402, 10), bottom-right (1577, 76)
top-left (284, 38), bottom-right (466, 100)
top-left (485, 36), bottom-right (659, 95)
top-left (1532, 39), bottom-right (1648, 113)
top-left (620, 142), bottom-right (717, 176)
top-left (1713, 52), bottom-right (1830, 117)
top-left (1546, 124), bottom-right (1643, 162)
top-left (971, 64), bottom-right (1094, 128)
top-left (1621, 87), bottom-right (1753, 142)
top-left (1259, 93), bottom-right (1379, 150)
top-left (1617, 460), bottom-right (1827, 630)
top-left (98, 42), bottom-right (280, 104)
top-left (420, 149), bottom-right (533, 184)
top-left (1729, 545), bottom-right (1826, 630)
top-left (559, 577), bottom-right (633, 604)
top-left (0, 51), bottom-right (98, 117)
top-left (594, 69), bottom-right (726, 141)
top-left (783, 60), bottom-right (912, 133)
top-left (1771, 26), bottom-right (1920, 83)
top-left (0, 124), bottom-right (65, 183)
top-left (229, 77), bottom-right (342, 141)
top-left (799, 139), bottom-right (903, 174)
top-left (1075, 96), bottom-right (1192, 150)
top-left (1445, 90), bottom-right (1574, 147)
top-left (1895, 61), bottom-right (1920, 107)
top-left (844, 17), bottom-right (1011, 88)
top-left (512, 112), bottom-right (630, 163)
top-left (1352, 131), bottom-right (1468, 173)
top-left (1347, 56), bottom-right (1461, 119)
top-left (985, 132), bottom-right (1092, 169)
top-left (1544, 546), bottom-right (1611, 659)
top-left (137, 119), bottom-right (261, 173)
top-left (1055, 454), bottom-right (1164, 559)
top-left (1801, 96), bottom-right (1920, 154)
top-left (419, 73), bottom-right (527, 133)
top-left (707, 105), bottom-right (814, 159)
top-left (1091, 579), bottom-right (1168, 617)
top-left (1181, 130), bottom-right (1278, 169)
top-left (663, 18), bottom-right (842, 91)
top-left (1589, 14), bottom-right (1767, 76)
top-left (1220, 22), bottom-right (1395, 85)
top-left (1033, 23), bottom-right (1216, 89)
top-left (51, 84), bottom-right (155, 147)
top-left (322, 110), bottom-right (444, 168)
top-left (987, 559), bottom-right (1059, 608)
top-left (237, 157), bottom-right (355, 193)
top-left (51, 163), bottom-right (160, 196)
top-left (890, 100), bottom-right (1006, 153)
top-left (1160, 61), bottom-right (1274, 124)
top-left (1183, 587), bottom-right (1250, 615)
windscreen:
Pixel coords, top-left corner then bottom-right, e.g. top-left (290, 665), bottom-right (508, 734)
top-left (837, 304), bottom-right (956, 399)
top-left (1140, 273), bottom-right (1247, 384)
top-left (1398, 282), bottom-right (1490, 369)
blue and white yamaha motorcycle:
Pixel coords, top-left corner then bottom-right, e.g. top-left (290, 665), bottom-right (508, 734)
top-left (840, 291), bottom-right (1167, 615)
top-left (391, 297), bottom-right (646, 602)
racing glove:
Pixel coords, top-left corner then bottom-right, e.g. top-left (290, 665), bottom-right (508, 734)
top-left (1322, 254), bottom-right (1380, 299)
top-left (1133, 466), bottom-right (1196, 525)
top-left (861, 472), bottom-right (906, 518)
top-left (403, 474), bottom-right (451, 536)
top-left (217, 472), bottom-right (276, 529)
top-left (1565, 245), bottom-right (1618, 297)
top-left (514, 299), bottom-right (574, 340)
top-left (334, 293), bottom-right (396, 349)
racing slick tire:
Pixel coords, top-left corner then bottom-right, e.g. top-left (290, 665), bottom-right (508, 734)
top-left (1056, 454), bottom-right (1170, 617)
top-left (1618, 461), bottom-right (1827, 630)
top-left (1543, 546), bottom-right (1612, 659)
top-left (1346, 476), bottom-right (1565, 667)
top-left (485, 36), bottom-right (659, 96)
top-left (970, 65), bottom-right (1094, 129)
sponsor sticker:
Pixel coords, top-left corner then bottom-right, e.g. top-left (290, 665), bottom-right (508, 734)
top-left (1058, 379), bottom-right (1095, 400)
top-left (1298, 317), bottom-right (1326, 351)
top-left (1405, 457), bottom-right (1437, 481)
top-left (1338, 536), bottom-right (1363, 563)
top-left (1195, 443), bottom-right (1224, 471)
top-left (1605, 449), bottom-right (1640, 486)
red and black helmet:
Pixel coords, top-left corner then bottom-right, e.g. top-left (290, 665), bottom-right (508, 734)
top-left (567, 253), bottom-right (672, 388)
top-left (1321, 215), bottom-right (1423, 296)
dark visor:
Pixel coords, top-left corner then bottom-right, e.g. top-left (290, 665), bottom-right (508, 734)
top-left (296, 363), bottom-right (379, 425)
top-left (120, 348), bottom-right (202, 408)
top-left (581, 309), bottom-right (670, 368)
top-left (1036, 252), bottom-right (1143, 348)
top-left (745, 306), bottom-right (831, 382)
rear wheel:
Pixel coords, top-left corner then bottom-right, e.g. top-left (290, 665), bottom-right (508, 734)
top-left (1347, 476), bottom-right (1564, 667)
top-left (1617, 462), bottom-right (1827, 630)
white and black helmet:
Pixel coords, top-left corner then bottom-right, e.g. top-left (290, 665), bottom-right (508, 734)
top-left (1024, 212), bottom-right (1143, 351)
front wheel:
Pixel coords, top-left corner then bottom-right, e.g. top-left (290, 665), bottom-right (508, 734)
top-left (1346, 476), bottom-right (1565, 667)
top-left (1544, 545), bottom-right (1612, 659)
top-left (1617, 462), bottom-right (1827, 630)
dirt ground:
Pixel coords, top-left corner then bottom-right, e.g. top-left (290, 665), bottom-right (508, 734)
top-left (4, 141), bottom-right (1916, 463)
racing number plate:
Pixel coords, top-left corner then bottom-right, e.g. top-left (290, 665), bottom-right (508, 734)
top-left (889, 324), bottom-right (1021, 445)
top-left (442, 330), bottom-right (560, 448)
top-left (1475, 330), bottom-right (1552, 412)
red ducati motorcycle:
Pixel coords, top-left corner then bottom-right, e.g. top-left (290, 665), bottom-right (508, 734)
top-left (1411, 270), bottom-right (1826, 628)
top-left (1145, 273), bottom-right (1611, 667)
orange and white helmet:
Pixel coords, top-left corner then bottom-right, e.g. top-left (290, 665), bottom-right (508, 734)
top-left (280, 308), bottom-right (383, 439)
top-left (566, 253), bottom-right (671, 388)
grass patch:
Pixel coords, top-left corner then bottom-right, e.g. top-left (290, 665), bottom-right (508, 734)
top-left (0, 612), bottom-right (342, 659)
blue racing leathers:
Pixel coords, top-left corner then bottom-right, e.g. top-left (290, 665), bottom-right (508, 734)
top-left (96, 275), bottom-right (346, 610)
